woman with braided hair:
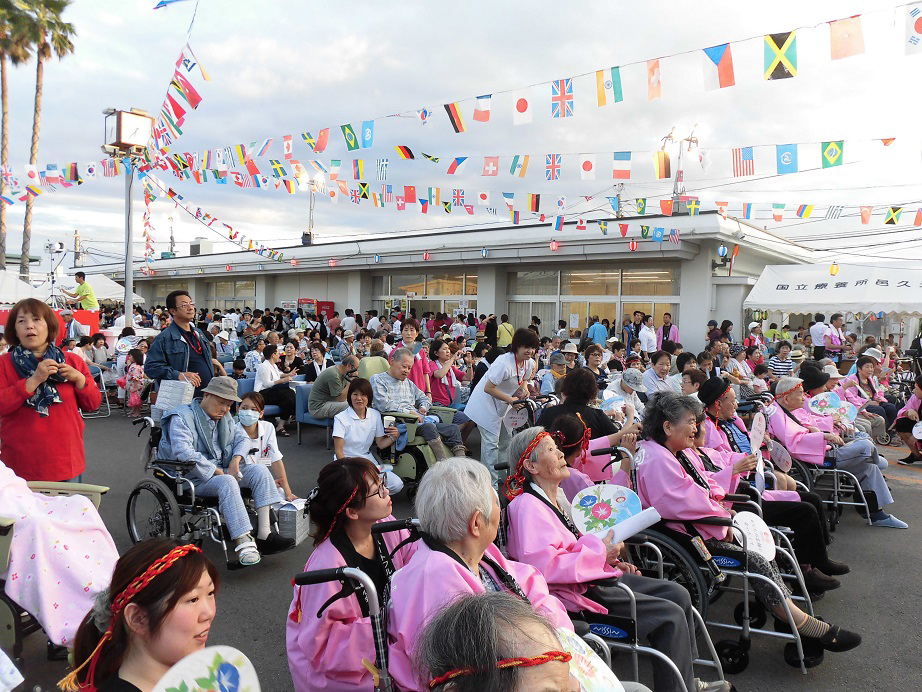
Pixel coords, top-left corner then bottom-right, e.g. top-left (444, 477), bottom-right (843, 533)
top-left (286, 458), bottom-right (416, 691)
top-left (503, 426), bottom-right (724, 692)
top-left (64, 539), bottom-right (219, 692)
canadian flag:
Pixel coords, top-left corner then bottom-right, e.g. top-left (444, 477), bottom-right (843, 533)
top-left (576, 218), bottom-right (587, 230)
top-left (283, 135), bottom-right (293, 160)
top-left (511, 87), bottom-right (533, 126)
top-left (578, 154), bottom-right (596, 180)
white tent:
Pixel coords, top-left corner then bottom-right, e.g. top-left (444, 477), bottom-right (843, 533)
top-left (0, 271), bottom-right (47, 305)
top-left (744, 264), bottom-right (922, 317)
top-left (44, 273), bottom-right (145, 305)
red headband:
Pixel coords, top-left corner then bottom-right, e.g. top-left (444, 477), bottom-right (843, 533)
top-left (59, 544), bottom-right (203, 692)
top-left (428, 650), bottom-right (572, 689)
top-left (503, 431), bottom-right (552, 500)
top-left (321, 485), bottom-right (361, 543)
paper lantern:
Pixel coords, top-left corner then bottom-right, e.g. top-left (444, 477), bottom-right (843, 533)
top-left (328, 258), bottom-right (337, 268)
top-left (717, 244), bottom-right (728, 258)
top-left (373, 254), bottom-right (380, 263)
top-left (481, 247), bottom-right (489, 258)
top-left (225, 264), bottom-right (232, 272)
top-left (290, 259), bottom-right (299, 267)
top-left (830, 262), bottom-right (839, 276)
top-left (877, 311), bottom-right (885, 318)
top-left (549, 240), bottom-right (560, 252)
top-left (423, 251), bottom-right (431, 261)
top-left (629, 240), bottom-right (638, 252)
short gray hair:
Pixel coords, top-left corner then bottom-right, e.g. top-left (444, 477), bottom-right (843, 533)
top-left (415, 457), bottom-right (494, 543)
top-left (391, 347), bottom-right (414, 364)
top-left (416, 591), bottom-right (560, 691)
top-left (641, 392), bottom-right (703, 445)
top-left (507, 426), bottom-right (545, 475)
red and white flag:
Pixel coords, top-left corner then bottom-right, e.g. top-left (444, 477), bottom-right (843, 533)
top-left (477, 190), bottom-right (491, 206)
top-left (482, 156), bottom-right (499, 176)
top-left (576, 218), bottom-right (587, 230)
top-left (578, 154), bottom-right (596, 180)
top-left (283, 135), bottom-right (293, 160)
top-left (473, 94), bottom-right (491, 122)
top-left (511, 87), bottom-right (533, 125)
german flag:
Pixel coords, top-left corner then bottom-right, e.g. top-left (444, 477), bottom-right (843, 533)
top-left (395, 145), bottom-right (414, 159)
top-left (443, 102), bottom-right (466, 133)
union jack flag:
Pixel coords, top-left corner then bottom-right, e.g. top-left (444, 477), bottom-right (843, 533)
top-left (732, 146), bottom-right (754, 177)
top-left (545, 154), bottom-right (561, 181)
top-left (551, 78), bottom-right (574, 118)
top-left (350, 189), bottom-right (361, 203)
top-left (452, 188), bottom-right (465, 206)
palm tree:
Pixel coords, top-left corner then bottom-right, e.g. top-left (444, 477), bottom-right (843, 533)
top-left (0, 0), bottom-right (30, 271)
top-left (18, 0), bottom-right (74, 280)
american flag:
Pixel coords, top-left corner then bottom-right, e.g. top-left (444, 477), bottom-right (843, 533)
top-left (825, 205), bottom-right (844, 219)
top-left (382, 184), bottom-right (393, 203)
top-left (668, 228), bottom-right (681, 244)
top-left (732, 146), bottom-right (754, 176)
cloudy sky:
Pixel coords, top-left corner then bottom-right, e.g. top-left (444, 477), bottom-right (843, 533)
top-left (3, 0), bottom-right (920, 269)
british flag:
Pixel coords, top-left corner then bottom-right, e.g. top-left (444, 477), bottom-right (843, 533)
top-left (452, 188), bottom-right (465, 206)
top-left (732, 147), bottom-right (754, 177)
top-left (545, 154), bottom-right (561, 181)
top-left (551, 78), bottom-right (574, 118)
top-left (350, 189), bottom-right (361, 203)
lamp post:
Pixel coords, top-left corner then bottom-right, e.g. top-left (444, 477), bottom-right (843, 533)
top-left (103, 107), bottom-right (154, 322)
top-left (302, 173), bottom-right (326, 246)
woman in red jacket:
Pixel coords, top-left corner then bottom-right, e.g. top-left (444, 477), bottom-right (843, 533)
top-left (0, 298), bottom-right (100, 481)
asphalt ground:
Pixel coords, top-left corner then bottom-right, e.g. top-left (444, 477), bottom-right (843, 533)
top-left (12, 411), bottom-right (922, 692)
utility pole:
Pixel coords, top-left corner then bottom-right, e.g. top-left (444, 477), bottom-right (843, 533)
top-left (73, 228), bottom-right (83, 266)
top-left (169, 216), bottom-right (175, 255)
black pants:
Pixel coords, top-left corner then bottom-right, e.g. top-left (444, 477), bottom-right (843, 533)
top-left (260, 384), bottom-right (296, 420)
top-left (761, 496), bottom-right (828, 568)
top-left (813, 346), bottom-right (826, 361)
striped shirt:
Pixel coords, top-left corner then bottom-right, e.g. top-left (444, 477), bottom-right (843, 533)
top-left (767, 355), bottom-right (794, 377)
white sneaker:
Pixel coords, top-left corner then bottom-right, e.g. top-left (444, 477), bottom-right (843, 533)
top-left (695, 680), bottom-right (732, 692)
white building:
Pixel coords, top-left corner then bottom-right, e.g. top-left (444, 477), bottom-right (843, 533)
top-left (94, 211), bottom-right (814, 342)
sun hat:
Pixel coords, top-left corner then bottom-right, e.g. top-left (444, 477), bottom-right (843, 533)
top-left (562, 342), bottom-right (578, 354)
top-left (621, 367), bottom-right (646, 392)
top-left (607, 336), bottom-right (619, 343)
top-left (698, 377), bottom-right (733, 407)
top-left (61, 309), bottom-right (74, 316)
top-left (549, 352), bottom-right (568, 366)
top-left (799, 366), bottom-right (830, 392)
top-left (790, 347), bottom-right (806, 361)
top-left (287, 328), bottom-right (298, 339)
top-left (863, 347), bottom-right (884, 362)
top-left (200, 376), bottom-right (242, 403)
top-left (343, 329), bottom-right (355, 338)
top-left (216, 331), bottom-right (230, 341)
top-left (823, 364), bottom-right (843, 380)
top-left (775, 376), bottom-right (804, 398)
top-left (729, 344), bottom-right (745, 357)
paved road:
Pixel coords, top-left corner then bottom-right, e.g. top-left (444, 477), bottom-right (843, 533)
top-left (13, 413), bottom-right (922, 691)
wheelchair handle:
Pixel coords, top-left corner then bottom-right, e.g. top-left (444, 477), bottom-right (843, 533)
top-left (694, 516), bottom-right (734, 527)
top-left (494, 461), bottom-right (510, 471)
top-left (590, 445), bottom-right (620, 457)
top-left (371, 518), bottom-right (420, 535)
top-left (294, 567), bottom-right (347, 586)
top-left (723, 494), bottom-right (752, 504)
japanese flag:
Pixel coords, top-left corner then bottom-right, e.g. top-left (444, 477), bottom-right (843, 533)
top-left (511, 87), bottom-right (533, 126)
top-left (24, 164), bottom-right (38, 181)
top-left (328, 187), bottom-right (339, 204)
top-left (578, 154), bottom-right (596, 180)
top-left (283, 135), bottom-right (293, 160)
top-left (477, 190), bottom-right (491, 206)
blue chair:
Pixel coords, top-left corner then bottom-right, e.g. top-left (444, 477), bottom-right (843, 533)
top-left (295, 383), bottom-right (333, 449)
top-left (235, 378), bottom-right (282, 417)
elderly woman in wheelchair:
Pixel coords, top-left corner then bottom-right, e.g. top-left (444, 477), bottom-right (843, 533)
top-left (504, 426), bottom-right (727, 692)
top-left (157, 376), bottom-right (294, 567)
top-left (635, 392), bottom-right (861, 656)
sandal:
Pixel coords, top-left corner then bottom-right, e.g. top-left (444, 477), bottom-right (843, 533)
top-left (234, 540), bottom-right (261, 566)
top-left (277, 427), bottom-right (291, 437)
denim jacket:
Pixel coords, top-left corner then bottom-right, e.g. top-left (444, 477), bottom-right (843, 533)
top-left (144, 321), bottom-right (215, 383)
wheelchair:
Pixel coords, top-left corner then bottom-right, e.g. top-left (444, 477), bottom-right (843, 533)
top-left (125, 417), bottom-right (270, 569)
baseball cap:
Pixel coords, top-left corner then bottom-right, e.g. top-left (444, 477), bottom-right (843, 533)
top-left (549, 352), bottom-right (568, 366)
top-left (748, 321), bottom-right (761, 330)
top-left (621, 367), bottom-right (646, 392)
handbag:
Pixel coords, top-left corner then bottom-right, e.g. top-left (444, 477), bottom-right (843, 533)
top-left (116, 376), bottom-right (127, 388)
top-left (128, 390), bottom-right (141, 407)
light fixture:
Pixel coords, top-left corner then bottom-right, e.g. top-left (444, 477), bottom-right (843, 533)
top-left (197, 267), bottom-right (204, 274)
top-left (629, 240), bottom-right (638, 252)
top-left (423, 251), bottom-right (431, 261)
top-left (257, 264), bottom-right (263, 270)
top-left (717, 244), bottom-right (728, 258)
top-left (549, 240), bottom-right (560, 252)
top-left (481, 247), bottom-right (489, 258)
top-left (830, 261), bottom-right (839, 276)
top-left (328, 258), bottom-right (337, 267)
top-left (712, 244), bottom-right (731, 270)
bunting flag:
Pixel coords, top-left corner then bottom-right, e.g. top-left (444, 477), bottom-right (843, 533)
top-left (884, 206), bottom-right (902, 224)
top-left (329, 160), bottom-right (342, 179)
top-left (640, 225), bottom-right (650, 238)
top-left (404, 185), bottom-right (417, 203)
top-left (554, 215), bottom-right (564, 231)
top-left (473, 94), bottom-right (491, 122)
top-left (376, 159), bottom-right (388, 181)
top-left (822, 141), bottom-right (843, 167)
top-left (579, 154), bottom-right (596, 180)
top-left (422, 153), bottom-right (440, 163)
top-left (647, 59), bottom-right (662, 99)
top-left (765, 32), bottom-right (797, 80)
top-left (776, 144), bottom-right (798, 174)
top-left (443, 200), bottom-right (453, 213)
top-left (340, 124), bottom-right (359, 151)
top-left (555, 195), bottom-right (567, 211)
top-left (476, 190), bottom-right (490, 206)
top-left (731, 146), bottom-right (754, 176)
top-left (716, 201), bottom-right (728, 219)
top-left (829, 16), bottom-right (864, 60)
top-left (510, 154), bottom-right (529, 177)
top-left (482, 156), bottom-right (499, 176)
top-left (361, 120), bottom-right (374, 148)
top-left (283, 135), bottom-right (293, 160)
top-left (419, 199), bottom-right (429, 213)
top-left (914, 208), bottom-right (922, 226)
top-left (702, 43), bottom-right (735, 90)
top-left (652, 227), bottom-right (665, 242)
top-left (860, 206), bottom-right (873, 223)
top-left (741, 202), bottom-right (752, 219)
top-left (446, 157), bottom-right (468, 174)
top-left (512, 87), bottom-right (533, 125)
top-left (550, 78), bottom-right (574, 118)
top-left (545, 154), bottom-right (561, 181)
top-left (619, 223), bottom-right (629, 237)
top-left (464, 204), bottom-right (474, 215)
top-left (444, 102), bottom-right (466, 133)
top-left (303, 129), bottom-right (330, 153)
top-left (796, 204), bottom-right (814, 218)
top-left (598, 220), bottom-right (608, 235)
top-left (906, 3), bottom-right (922, 54)
top-left (660, 199), bottom-right (674, 215)
top-left (653, 150), bottom-right (671, 179)
top-left (606, 196), bottom-right (618, 212)
top-left (612, 152), bottom-right (631, 179)
top-left (395, 145), bottom-right (414, 159)
top-left (636, 198), bottom-right (647, 214)
top-left (688, 199), bottom-right (700, 216)
top-left (669, 228), bottom-right (681, 245)
top-left (825, 205), bottom-right (843, 219)
top-left (595, 66), bottom-right (623, 106)
top-left (576, 218), bottom-right (587, 230)
top-left (396, 195), bottom-right (405, 210)
top-left (527, 193), bottom-right (540, 212)
top-left (502, 192), bottom-right (514, 208)
top-left (511, 210), bottom-right (520, 224)
top-left (359, 182), bottom-right (369, 199)
top-left (269, 160), bottom-right (288, 178)
top-left (352, 159), bottom-right (364, 180)
top-left (452, 188), bottom-right (465, 206)
top-left (254, 139), bottom-right (273, 158)
top-left (881, 137), bottom-right (896, 146)
top-left (429, 187), bottom-right (441, 205)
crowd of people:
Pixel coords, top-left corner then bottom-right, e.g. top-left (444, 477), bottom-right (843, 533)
top-left (1, 291), bottom-right (919, 691)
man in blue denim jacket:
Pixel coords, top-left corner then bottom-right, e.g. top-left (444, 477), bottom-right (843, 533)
top-left (145, 290), bottom-right (215, 397)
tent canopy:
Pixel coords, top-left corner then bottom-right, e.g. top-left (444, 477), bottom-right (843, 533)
top-left (0, 271), bottom-right (48, 305)
top-left (46, 273), bottom-right (145, 305)
top-left (744, 264), bottom-right (922, 317)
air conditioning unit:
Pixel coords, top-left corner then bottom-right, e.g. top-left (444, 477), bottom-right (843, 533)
top-left (160, 251), bottom-right (175, 259)
top-left (190, 237), bottom-right (214, 256)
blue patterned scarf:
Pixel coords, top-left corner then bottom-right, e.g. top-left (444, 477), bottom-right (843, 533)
top-left (10, 343), bottom-right (67, 417)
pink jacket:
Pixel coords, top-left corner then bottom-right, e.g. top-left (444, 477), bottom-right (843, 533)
top-left (797, 401), bottom-right (835, 432)
top-left (286, 519), bottom-right (417, 692)
top-left (393, 341), bottom-right (431, 394)
top-left (634, 440), bottom-right (732, 542)
top-left (898, 394), bottom-right (922, 420)
top-left (560, 465), bottom-right (595, 503)
top-left (571, 435), bottom-right (632, 483)
top-left (703, 415), bottom-right (747, 453)
top-left (506, 490), bottom-right (621, 614)
top-left (656, 324), bottom-right (680, 350)
top-left (843, 375), bottom-right (885, 405)
top-left (768, 406), bottom-right (828, 466)
top-left (387, 540), bottom-right (571, 691)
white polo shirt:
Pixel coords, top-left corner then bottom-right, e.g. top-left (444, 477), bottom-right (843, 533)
top-left (332, 406), bottom-right (385, 461)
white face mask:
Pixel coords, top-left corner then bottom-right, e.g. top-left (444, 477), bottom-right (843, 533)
top-left (238, 409), bottom-right (260, 426)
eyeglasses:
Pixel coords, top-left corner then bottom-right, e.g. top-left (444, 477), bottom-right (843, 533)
top-left (366, 475), bottom-right (389, 499)
top-left (176, 302), bottom-right (196, 309)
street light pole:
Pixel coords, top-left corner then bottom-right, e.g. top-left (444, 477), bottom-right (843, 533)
top-left (123, 160), bottom-right (134, 323)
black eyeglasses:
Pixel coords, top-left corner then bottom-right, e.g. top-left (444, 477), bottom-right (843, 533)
top-left (366, 475), bottom-right (388, 499)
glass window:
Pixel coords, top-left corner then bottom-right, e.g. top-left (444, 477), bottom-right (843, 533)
top-left (560, 301), bottom-right (589, 334)
top-left (154, 281), bottom-right (188, 301)
top-left (561, 269), bottom-right (620, 296)
top-left (372, 275), bottom-right (388, 296)
top-left (507, 270), bottom-right (558, 296)
top-left (507, 301), bottom-right (532, 334)
top-left (444, 300), bottom-right (476, 318)
top-left (621, 302), bottom-right (653, 345)
top-left (391, 273), bottom-right (426, 296)
top-left (214, 281), bottom-right (234, 299)
top-left (652, 304), bottom-right (678, 331)
top-left (588, 302), bottom-right (620, 336)
top-left (235, 280), bottom-right (255, 297)
top-left (464, 273), bottom-right (477, 295)
top-left (621, 267), bottom-right (678, 296)
top-left (530, 301), bottom-right (557, 339)
top-left (426, 273), bottom-right (464, 295)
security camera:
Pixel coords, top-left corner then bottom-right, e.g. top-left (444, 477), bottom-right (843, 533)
top-left (102, 107), bottom-right (116, 116)
top-left (734, 230), bottom-right (746, 240)
top-left (101, 144), bottom-right (118, 155)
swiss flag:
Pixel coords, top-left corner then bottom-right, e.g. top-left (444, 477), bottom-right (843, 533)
top-left (396, 196), bottom-right (406, 211)
top-left (579, 154), bottom-right (596, 181)
top-left (512, 88), bottom-right (533, 126)
top-left (482, 156), bottom-right (499, 176)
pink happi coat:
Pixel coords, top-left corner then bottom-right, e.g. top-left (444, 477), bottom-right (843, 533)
top-left (767, 406), bottom-right (828, 466)
top-left (286, 517), bottom-right (416, 691)
top-left (634, 440), bottom-right (732, 542)
top-left (560, 464), bottom-right (595, 503)
top-left (506, 489), bottom-right (622, 614)
top-left (387, 540), bottom-right (571, 691)
top-left (798, 399), bottom-right (835, 432)
top-left (0, 460), bottom-right (118, 646)
top-left (570, 434), bottom-right (633, 483)
top-left (842, 375), bottom-right (886, 406)
top-left (897, 394), bottom-right (922, 421)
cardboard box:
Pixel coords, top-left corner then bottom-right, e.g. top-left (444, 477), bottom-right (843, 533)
top-left (277, 499), bottom-right (310, 546)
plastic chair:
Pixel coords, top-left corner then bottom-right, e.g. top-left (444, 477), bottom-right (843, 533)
top-left (295, 383), bottom-right (333, 449)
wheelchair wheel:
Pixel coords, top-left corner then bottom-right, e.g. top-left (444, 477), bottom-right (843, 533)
top-left (787, 459), bottom-right (814, 491)
top-left (126, 477), bottom-right (182, 543)
top-left (733, 600), bottom-right (767, 629)
top-left (629, 528), bottom-right (711, 619)
top-left (715, 640), bottom-right (750, 674)
top-left (876, 431), bottom-right (892, 446)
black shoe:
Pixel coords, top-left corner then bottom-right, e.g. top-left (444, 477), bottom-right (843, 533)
top-left (818, 559), bottom-right (850, 576)
top-left (818, 625), bottom-right (862, 652)
top-left (897, 454), bottom-right (918, 465)
top-left (256, 532), bottom-right (296, 555)
top-left (803, 568), bottom-right (841, 592)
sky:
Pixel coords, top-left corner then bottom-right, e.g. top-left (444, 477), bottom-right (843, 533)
top-left (3, 0), bottom-right (921, 271)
